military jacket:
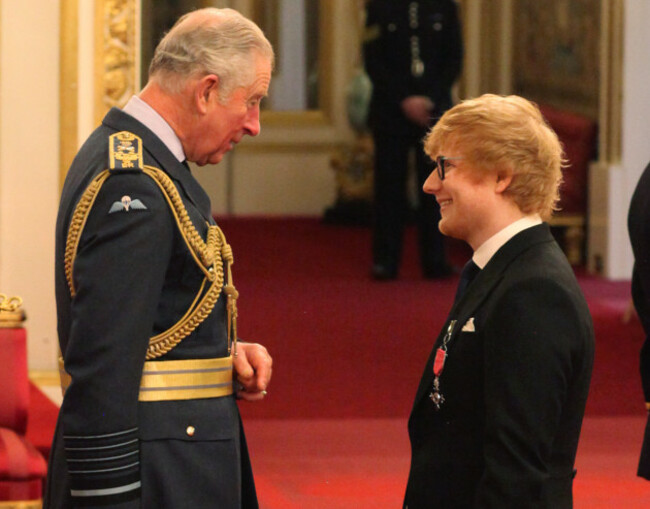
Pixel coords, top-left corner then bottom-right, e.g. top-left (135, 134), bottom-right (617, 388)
top-left (45, 108), bottom-right (257, 508)
top-left (363, 0), bottom-right (463, 136)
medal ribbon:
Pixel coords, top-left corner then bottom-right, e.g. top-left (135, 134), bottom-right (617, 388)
top-left (429, 319), bottom-right (457, 410)
top-left (434, 319), bottom-right (456, 377)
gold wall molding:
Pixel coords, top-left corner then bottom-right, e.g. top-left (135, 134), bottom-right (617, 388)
top-left (60, 0), bottom-right (139, 187)
top-left (599, 0), bottom-right (623, 164)
top-left (259, 0), bottom-right (334, 127)
top-left (94, 0), bottom-right (139, 126)
top-left (60, 0), bottom-right (79, 188)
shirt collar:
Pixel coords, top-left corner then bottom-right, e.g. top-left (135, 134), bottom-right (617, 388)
top-left (122, 95), bottom-right (186, 163)
top-left (472, 215), bottom-right (542, 269)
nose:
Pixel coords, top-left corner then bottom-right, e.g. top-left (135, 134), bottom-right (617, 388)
top-left (423, 169), bottom-right (441, 195)
top-left (243, 106), bottom-right (261, 137)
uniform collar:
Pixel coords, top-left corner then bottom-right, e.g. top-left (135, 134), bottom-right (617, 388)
top-left (123, 95), bottom-right (186, 163)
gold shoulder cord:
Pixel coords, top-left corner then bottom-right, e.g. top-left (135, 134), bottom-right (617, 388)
top-left (63, 166), bottom-right (238, 360)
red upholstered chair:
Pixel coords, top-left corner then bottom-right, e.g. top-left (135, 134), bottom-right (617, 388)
top-left (538, 104), bottom-right (598, 265)
top-left (0, 298), bottom-right (47, 507)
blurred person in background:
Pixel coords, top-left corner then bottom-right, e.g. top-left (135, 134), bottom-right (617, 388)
top-left (363, 0), bottom-right (463, 280)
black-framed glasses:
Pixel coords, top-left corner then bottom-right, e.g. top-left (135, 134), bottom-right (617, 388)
top-left (434, 156), bottom-right (464, 180)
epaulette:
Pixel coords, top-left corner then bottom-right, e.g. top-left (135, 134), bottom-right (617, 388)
top-left (108, 131), bottom-right (144, 173)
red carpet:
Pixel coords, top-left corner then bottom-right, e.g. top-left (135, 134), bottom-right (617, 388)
top-left (244, 416), bottom-right (650, 509)
top-left (27, 217), bottom-right (650, 506)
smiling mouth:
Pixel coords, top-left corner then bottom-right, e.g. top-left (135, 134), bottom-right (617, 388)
top-left (438, 199), bottom-right (452, 208)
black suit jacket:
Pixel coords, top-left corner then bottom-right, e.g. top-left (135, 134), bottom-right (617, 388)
top-left (405, 224), bottom-right (594, 508)
top-left (45, 108), bottom-right (257, 508)
top-left (627, 161), bottom-right (650, 479)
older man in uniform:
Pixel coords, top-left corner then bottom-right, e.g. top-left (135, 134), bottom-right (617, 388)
top-left (363, 0), bottom-right (463, 280)
top-left (45, 8), bottom-right (273, 508)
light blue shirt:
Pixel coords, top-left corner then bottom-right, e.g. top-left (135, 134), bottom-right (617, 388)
top-left (122, 96), bottom-right (186, 163)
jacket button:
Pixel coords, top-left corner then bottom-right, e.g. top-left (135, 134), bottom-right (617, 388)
top-left (186, 425), bottom-right (195, 436)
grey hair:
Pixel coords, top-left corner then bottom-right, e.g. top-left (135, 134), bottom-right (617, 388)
top-left (148, 8), bottom-right (274, 101)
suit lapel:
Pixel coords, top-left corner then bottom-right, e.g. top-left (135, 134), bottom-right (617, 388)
top-left (102, 108), bottom-right (213, 222)
top-left (411, 224), bottom-right (556, 410)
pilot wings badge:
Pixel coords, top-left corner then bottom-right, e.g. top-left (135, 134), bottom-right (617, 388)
top-left (108, 195), bottom-right (148, 214)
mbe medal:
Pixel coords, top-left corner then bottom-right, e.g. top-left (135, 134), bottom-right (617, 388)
top-left (428, 320), bottom-right (456, 411)
top-left (429, 376), bottom-right (445, 409)
top-left (429, 347), bottom-right (447, 410)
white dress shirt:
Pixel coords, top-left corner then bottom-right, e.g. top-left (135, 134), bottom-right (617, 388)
top-left (473, 215), bottom-right (543, 269)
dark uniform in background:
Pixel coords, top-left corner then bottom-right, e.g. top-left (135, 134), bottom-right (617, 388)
top-left (363, 0), bottom-right (463, 279)
top-left (627, 160), bottom-right (650, 480)
top-left (46, 109), bottom-right (257, 508)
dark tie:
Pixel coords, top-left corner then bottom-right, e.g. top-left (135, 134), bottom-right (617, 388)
top-left (454, 260), bottom-right (480, 303)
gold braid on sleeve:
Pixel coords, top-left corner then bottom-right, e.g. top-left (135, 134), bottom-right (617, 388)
top-left (63, 165), bottom-right (239, 360)
top-left (64, 171), bottom-right (112, 297)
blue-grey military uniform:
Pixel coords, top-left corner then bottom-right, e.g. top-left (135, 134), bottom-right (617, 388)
top-left (45, 108), bottom-right (257, 508)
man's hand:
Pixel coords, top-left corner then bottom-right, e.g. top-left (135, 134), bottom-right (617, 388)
top-left (233, 342), bottom-right (273, 401)
top-left (401, 95), bottom-right (435, 127)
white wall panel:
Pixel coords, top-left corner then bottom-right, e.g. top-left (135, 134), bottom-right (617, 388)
top-left (0, 0), bottom-right (60, 369)
top-left (604, 0), bottom-right (650, 279)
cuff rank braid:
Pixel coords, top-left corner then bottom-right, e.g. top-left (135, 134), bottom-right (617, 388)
top-left (63, 427), bottom-right (141, 506)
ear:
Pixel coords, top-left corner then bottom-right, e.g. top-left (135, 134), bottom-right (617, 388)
top-left (494, 169), bottom-right (513, 194)
top-left (194, 74), bottom-right (220, 114)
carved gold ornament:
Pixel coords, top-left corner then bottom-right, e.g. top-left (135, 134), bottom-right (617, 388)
top-left (96, 0), bottom-right (137, 120)
top-left (0, 294), bottom-right (26, 328)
